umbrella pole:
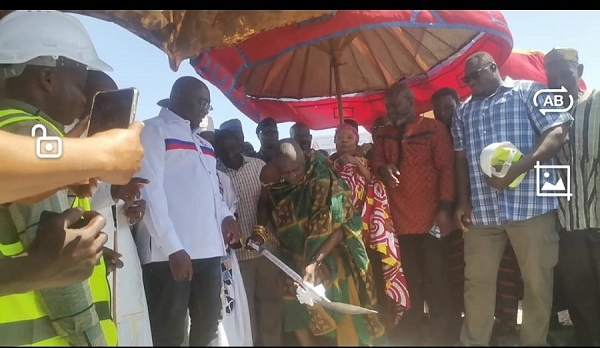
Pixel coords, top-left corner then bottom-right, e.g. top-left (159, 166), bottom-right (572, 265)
top-left (331, 46), bottom-right (344, 125)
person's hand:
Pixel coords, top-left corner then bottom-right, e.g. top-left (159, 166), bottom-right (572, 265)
top-left (337, 154), bottom-right (357, 166)
top-left (435, 210), bottom-right (455, 238)
top-left (103, 246), bottom-right (123, 275)
top-left (28, 209), bottom-right (108, 287)
top-left (124, 199), bottom-right (146, 225)
top-left (221, 216), bottom-right (241, 247)
top-left (65, 116), bottom-right (90, 138)
top-left (454, 200), bottom-right (473, 232)
top-left (485, 175), bottom-right (513, 190)
top-left (303, 261), bottom-right (319, 285)
top-left (111, 177), bottom-right (149, 206)
top-left (380, 164), bottom-right (400, 188)
top-left (245, 225), bottom-right (268, 250)
top-left (168, 249), bottom-right (193, 281)
top-left (484, 165), bottom-right (523, 190)
top-left (69, 178), bottom-right (99, 198)
top-left (93, 122), bottom-right (145, 185)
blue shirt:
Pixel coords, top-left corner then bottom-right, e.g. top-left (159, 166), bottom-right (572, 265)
top-left (452, 77), bottom-right (573, 226)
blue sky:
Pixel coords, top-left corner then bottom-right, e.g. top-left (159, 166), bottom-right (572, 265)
top-left (73, 10), bottom-right (600, 148)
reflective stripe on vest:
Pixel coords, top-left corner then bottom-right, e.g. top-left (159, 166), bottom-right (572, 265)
top-left (0, 110), bottom-right (116, 346)
top-left (0, 109), bottom-right (63, 136)
top-left (0, 238), bottom-right (70, 346)
top-left (72, 197), bottom-right (118, 347)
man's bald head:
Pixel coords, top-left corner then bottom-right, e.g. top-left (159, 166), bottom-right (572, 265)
top-left (274, 138), bottom-right (306, 184)
top-left (170, 76), bottom-right (208, 100)
top-left (463, 51), bottom-right (502, 98)
top-left (168, 76), bottom-right (211, 129)
top-left (465, 52), bottom-right (496, 69)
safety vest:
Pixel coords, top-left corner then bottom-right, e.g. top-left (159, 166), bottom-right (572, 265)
top-left (0, 109), bottom-right (117, 346)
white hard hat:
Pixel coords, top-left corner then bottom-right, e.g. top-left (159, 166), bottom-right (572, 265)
top-left (480, 142), bottom-right (521, 178)
top-left (0, 10), bottom-right (112, 78)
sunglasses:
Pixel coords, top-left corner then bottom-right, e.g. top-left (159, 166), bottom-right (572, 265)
top-left (259, 129), bottom-right (278, 136)
top-left (461, 63), bottom-right (496, 84)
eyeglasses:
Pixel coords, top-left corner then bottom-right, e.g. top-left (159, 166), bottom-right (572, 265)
top-left (199, 99), bottom-right (213, 113)
top-left (461, 63), bottom-right (496, 84)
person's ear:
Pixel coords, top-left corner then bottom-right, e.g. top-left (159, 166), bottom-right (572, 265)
top-left (37, 67), bottom-right (56, 93)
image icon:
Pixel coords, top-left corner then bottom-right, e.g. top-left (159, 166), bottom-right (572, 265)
top-left (535, 161), bottom-right (572, 201)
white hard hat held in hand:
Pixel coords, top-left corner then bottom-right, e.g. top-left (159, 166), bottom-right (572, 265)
top-left (0, 10), bottom-right (113, 78)
top-left (480, 142), bottom-right (526, 188)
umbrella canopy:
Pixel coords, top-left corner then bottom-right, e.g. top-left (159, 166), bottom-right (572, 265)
top-left (0, 10), bottom-right (336, 71)
top-left (192, 10), bottom-right (513, 129)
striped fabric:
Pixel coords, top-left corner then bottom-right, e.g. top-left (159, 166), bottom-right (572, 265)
top-left (164, 138), bottom-right (197, 151)
top-left (452, 77), bottom-right (573, 225)
top-left (217, 156), bottom-right (279, 261)
top-left (556, 89), bottom-right (600, 231)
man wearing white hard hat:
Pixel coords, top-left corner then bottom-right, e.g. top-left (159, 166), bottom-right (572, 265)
top-left (0, 10), bottom-right (118, 346)
top-left (452, 51), bottom-right (573, 346)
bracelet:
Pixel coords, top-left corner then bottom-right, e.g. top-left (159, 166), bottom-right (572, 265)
top-left (253, 225), bottom-right (269, 243)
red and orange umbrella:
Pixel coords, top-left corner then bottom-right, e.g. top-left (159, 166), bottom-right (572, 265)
top-left (192, 10), bottom-right (513, 130)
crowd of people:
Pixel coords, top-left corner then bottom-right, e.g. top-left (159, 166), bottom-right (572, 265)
top-left (1, 9), bottom-right (599, 347)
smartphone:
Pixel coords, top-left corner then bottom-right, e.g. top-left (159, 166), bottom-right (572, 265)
top-left (87, 87), bottom-right (139, 136)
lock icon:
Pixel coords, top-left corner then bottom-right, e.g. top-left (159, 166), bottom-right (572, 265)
top-left (31, 124), bottom-right (63, 159)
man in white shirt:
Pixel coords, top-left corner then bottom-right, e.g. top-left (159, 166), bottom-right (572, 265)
top-left (195, 119), bottom-right (253, 347)
top-left (136, 76), bottom-right (240, 346)
top-left (215, 120), bottom-right (285, 346)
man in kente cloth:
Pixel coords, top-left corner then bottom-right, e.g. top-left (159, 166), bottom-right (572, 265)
top-left (249, 138), bottom-right (385, 346)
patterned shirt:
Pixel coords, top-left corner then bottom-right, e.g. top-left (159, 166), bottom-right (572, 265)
top-left (372, 117), bottom-right (455, 234)
top-left (556, 89), bottom-right (600, 231)
top-left (217, 156), bottom-right (278, 261)
top-left (452, 77), bottom-right (573, 226)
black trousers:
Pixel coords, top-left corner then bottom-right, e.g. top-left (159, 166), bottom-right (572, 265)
top-left (396, 233), bottom-right (453, 344)
top-left (556, 229), bottom-right (600, 346)
top-left (143, 257), bottom-right (222, 347)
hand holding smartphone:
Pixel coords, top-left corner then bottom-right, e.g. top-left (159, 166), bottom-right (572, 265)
top-left (87, 88), bottom-right (139, 136)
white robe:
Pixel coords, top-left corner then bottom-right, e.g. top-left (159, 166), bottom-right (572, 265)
top-left (91, 183), bottom-right (153, 346)
top-left (183, 171), bottom-right (253, 347)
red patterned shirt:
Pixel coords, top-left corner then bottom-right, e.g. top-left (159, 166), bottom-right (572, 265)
top-left (372, 117), bottom-right (455, 235)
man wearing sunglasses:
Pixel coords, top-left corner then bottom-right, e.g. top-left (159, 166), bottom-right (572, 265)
top-left (254, 117), bottom-right (279, 163)
top-left (136, 76), bottom-right (240, 346)
top-left (452, 51), bottom-right (573, 346)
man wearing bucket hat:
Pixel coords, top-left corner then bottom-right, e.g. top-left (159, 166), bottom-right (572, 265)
top-left (545, 47), bottom-right (600, 346)
top-left (452, 51), bottom-right (573, 346)
top-left (0, 10), bottom-right (122, 346)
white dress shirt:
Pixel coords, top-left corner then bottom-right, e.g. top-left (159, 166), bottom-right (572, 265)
top-left (135, 108), bottom-right (231, 264)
